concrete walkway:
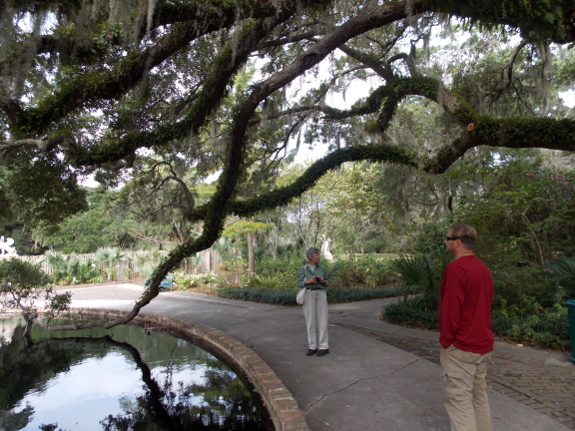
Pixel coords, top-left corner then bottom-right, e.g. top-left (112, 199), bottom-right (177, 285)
top-left (62, 283), bottom-right (575, 431)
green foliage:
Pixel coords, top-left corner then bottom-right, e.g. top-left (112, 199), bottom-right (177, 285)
top-left (330, 255), bottom-right (393, 288)
top-left (327, 286), bottom-right (419, 303)
top-left (449, 156), bottom-right (575, 265)
top-left (212, 237), bottom-right (236, 263)
top-left (237, 254), bottom-right (305, 290)
top-left (132, 251), bottom-right (166, 278)
top-left (256, 255), bottom-right (303, 278)
top-left (217, 253), bottom-right (411, 303)
top-left (407, 222), bottom-right (452, 255)
top-left (489, 264), bottom-right (569, 349)
top-left (0, 259), bottom-right (70, 333)
top-left (0, 259), bottom-right (51, 297)
top-left (390, 252), bottom-right (449, 306)
top-left (35, 188), bottom-right (133, 254)
top-left (384, 298), bottom-right (440, 330)
top-left (0, 151), bottom-right (88, 235)
top-left (222, 220), bottom-right (274, 237)
top-left (1, 0), bottom-right (574, 334)
top-left (174, 272), bottom-right (217, 290)
top-left (385, 248), bottom-right (571, 350)
top-left (95, 246), bottom-right (127, 281)
top-left (423, 0), bottom-right (573, 42)
top-left (217, 287), bottom-right (296, 305)
top-left (491, 261), bottom-right (557, 305)
top-left (383, 251), bottom-right (449, 330)
top-left (545, 256), bottom-right (575, 298)
top-left (243, 273), bottom-right (292, 291)
top-left (503, 302), bottom-right (570, 350)
top-left (390, 254), bottom-right (430, 288)
top-left (174, 273), bottom-right (200, 289)
top-left (235, 254), bottom-right (393, 291)
top-left (45, 251), bottom-right (103, 285)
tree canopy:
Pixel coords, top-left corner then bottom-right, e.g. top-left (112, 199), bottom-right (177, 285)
top-left (0, 0), bottom-right (574, 328)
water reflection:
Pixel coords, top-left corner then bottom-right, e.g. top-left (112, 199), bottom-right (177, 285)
top-left (0, 319), bottom-right (271, 431)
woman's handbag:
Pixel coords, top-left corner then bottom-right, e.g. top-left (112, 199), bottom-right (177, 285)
top-left (296, 288), bottom-right (306, 305)
top-left (296, 264), bottom-right (310, 305)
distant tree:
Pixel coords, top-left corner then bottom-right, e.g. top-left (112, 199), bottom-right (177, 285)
top-left (222, 220), bottom-right (273, 277)
top-left (32, 188), bottom-right (132, 254)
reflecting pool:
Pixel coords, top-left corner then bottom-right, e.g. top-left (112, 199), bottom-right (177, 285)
top-left (0, 318), bottom-right (272, 431)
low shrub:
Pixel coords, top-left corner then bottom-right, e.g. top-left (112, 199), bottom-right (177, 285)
top-left (491, 263), bottom-right (557, 307)
top-left (383, 287), bottom-right (571, 350)
top-left (383, 297), bottom-right (439, 330)
top-left (217, 285), bottom-right (416, 305)
top-left (174, 272), bottom-right (217, 290)
top-left (174, 273), bottom-right (200, 289)
top-left (492, 297), bottom-right (570, 349)
top-left (242, 273), bottom-right (293, 291)
top-left (330, 255), bottom-right (393, 288)
top-left (255, 255), bottom-right (302, 279)
top-left (217, 287), bottom-right (296, 305)
top-left (382, 252), bottom-right (448, 330)
top-left (327, 286), bottom-right (418, 303)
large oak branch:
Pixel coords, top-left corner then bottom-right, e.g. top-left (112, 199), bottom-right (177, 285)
top-left (4, 0), bottom-right (325, 135)
top-left (209, 1), bottom-right (425, 222)
top-left (426, 117), bottom-right (575, 174)
top-left (67, 17), bottom-right (291, 166)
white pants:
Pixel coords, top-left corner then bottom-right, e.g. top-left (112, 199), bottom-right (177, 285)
top-left (440, 345), bottom-right (493, 431)
top-left (302, 289), bottom-right (329, 350)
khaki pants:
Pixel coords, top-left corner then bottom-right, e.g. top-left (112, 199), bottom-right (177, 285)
top-left (302, 289), bottom-right (328, 350)
top-left (440, 345), bottom-right (493, 431)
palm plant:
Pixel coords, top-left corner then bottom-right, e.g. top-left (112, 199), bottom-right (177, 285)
top-left (45, 250), bottom-right (72, 283)
top-left (390, 253), bottom-right (451, 307)
top-left (545, 256), bottom-right (575, 299)
top-left (212, 237), bottom-right (235, 262)
top-left (190, 253), bottom-right (202, 273)
top-left (96, 247), bottom-right (127, 281)
top-left (69, 257), bottom-right (103, 284)
top-left (45, 251), bottom-right (103, 285)
top-left (133, 251), bottom-right (165, 278)
top-left (390, 254), bottom-right (431, 289)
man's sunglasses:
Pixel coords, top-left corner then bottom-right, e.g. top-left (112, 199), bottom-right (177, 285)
top-left (445, 236), bottom-right (460, 241)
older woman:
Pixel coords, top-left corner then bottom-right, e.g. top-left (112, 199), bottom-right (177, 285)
top-left (297, 247), bottom-right (330, 356)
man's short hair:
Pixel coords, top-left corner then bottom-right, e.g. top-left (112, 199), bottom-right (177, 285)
top-left (306, 247), bottom-right (320, 260)
top-left (450, 224), bottom-right (477, 249)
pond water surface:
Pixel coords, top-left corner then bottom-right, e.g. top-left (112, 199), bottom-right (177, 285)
top-left (0, 318), bottom-right (272, 431)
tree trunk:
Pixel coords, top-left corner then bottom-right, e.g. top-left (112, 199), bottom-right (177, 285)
top-left (247, 232), bottom-right (255, 278)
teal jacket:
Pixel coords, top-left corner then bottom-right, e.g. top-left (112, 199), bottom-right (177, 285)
top-left (297, 263), bottom-right (329, 290)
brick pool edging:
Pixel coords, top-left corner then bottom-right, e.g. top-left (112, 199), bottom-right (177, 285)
top-left (72, 308), bottom-right (309, 431)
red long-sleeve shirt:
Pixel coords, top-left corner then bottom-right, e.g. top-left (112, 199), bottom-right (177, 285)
top-left (438, 255), bottom-right (494, 354)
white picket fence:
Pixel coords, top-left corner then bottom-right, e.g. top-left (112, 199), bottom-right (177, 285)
top-left (0, 249), bottom-right (222, 281)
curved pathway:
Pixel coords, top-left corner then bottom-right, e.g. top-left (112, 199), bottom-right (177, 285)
top-left (62, 283), bottom-right (574, 431)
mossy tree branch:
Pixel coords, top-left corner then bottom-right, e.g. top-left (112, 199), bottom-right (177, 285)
top-left (43, 15), bottom-right (295, 166)
top-left (21, 4), bottom-right (303, 329)
top-left (1, 0), bottom-right (329, 136)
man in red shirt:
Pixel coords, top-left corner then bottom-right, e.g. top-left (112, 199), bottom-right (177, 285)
top-left (439, 224), bottom-right (494, 431)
